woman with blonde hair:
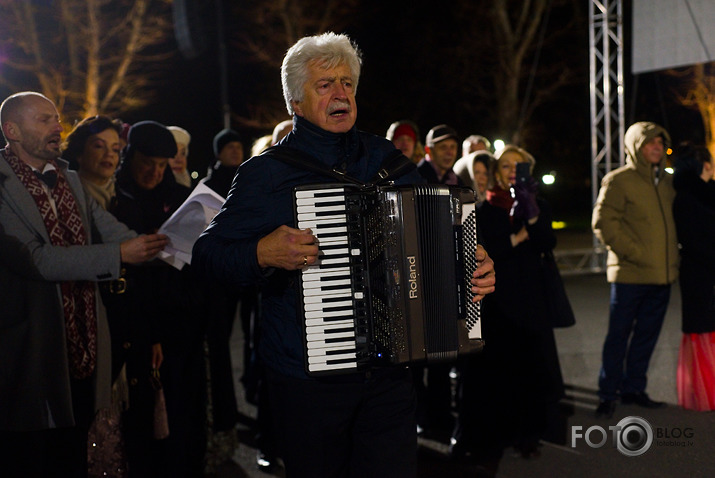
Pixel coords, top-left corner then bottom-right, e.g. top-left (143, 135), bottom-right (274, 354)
top-left (451, 144), bottom-right (564, 473)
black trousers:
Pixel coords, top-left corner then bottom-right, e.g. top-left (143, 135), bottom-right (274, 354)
top-left (0, 377), bottom-right (94, 478)
top-left (267, 366), bottom-right (417, 478)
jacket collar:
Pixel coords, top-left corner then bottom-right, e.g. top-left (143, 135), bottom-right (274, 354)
top-left (287, 115), bottom-right (361, 169)
top-left (0, 149), bottom-right (72, 242)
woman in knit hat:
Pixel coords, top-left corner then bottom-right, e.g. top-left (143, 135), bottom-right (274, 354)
top-left (203, 128), bottom-right (244, 198)
top-left (386, 119), bottom-right (423, 163)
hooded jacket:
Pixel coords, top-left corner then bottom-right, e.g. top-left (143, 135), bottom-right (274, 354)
top-left (592, 122), bottom-right (678, 284)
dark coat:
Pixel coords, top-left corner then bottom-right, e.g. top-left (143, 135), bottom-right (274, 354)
top-left (673, 172), bottom-right (715, 334)
top-left (108, 163), bottom-right (195, 378)
top-left (202, 160), bottom-right (239, 199)
top-left (478, 197), bottom-right (556, 332)
top-left (109, 158), bottom-right (209, 476)
top-left (455, 194), bottom-right (564, 452)
top-left (416, 158), bottom-right (464, 186)
top-left (192, 115), bottom-right (422, 379)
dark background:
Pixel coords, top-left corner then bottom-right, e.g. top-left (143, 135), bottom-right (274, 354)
top-left (141, 0), bottom-right (703, 230)
top-left (2, 0), bottom-right (705, 230)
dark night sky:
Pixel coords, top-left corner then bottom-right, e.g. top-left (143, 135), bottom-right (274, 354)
top-left (1, 0), bottom-right (705, 227)
top-left (142, 0), bottom-right (599, 225)
top-left (142, 1), bottom-right (703, 228)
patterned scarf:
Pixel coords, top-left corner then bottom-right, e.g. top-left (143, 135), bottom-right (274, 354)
top-left (3, 147), bottom-right (97, 379)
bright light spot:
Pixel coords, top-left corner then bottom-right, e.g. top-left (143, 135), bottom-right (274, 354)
top-left (190, 170), bottom-right (199, 179)
top-left (666, 148), bottom-right (673, 155)
top-left (542, 174), bottom-right (555, 185)
top-left (552, 221), bottom-right (567, 230)
top-left (665, 167), bottom-right (674, 175)
top-left (493, 139), bottom-right (505, 152)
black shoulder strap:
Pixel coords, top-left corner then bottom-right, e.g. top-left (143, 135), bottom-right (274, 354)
top-left (262, 145), bottom-right (364, 185)
top-left (368, 149), bottom-right (417, 185)
top-left (263, 145), bottom-right (416, 186)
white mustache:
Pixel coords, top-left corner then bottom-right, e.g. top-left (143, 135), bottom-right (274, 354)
top-left (327, 102), bottom-right (351, 114)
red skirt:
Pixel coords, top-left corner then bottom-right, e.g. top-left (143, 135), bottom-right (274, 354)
top-left (677, 332), bottom-right (715, 411)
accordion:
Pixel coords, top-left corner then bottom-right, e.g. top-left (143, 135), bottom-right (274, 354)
top-left (294, 183), bottom-right (484, 376)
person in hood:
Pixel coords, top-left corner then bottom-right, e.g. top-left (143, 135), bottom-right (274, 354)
top-left (592, 121), bottom-right (678, 418)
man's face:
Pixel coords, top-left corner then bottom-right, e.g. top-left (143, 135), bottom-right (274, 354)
top-left (131, 151), bottom-right (168, 190)
top-left (641, 136), bottom-right (665, 165)
top-left (291, 60), bottom-right (357, 134)
top-left (169, 143), bottom-right (188, 173)
top-left (218, 141), bottom-right (244, 167)
top-left (78, 127), bottom-right (121, 183)
top-left (393, 134), bottom-right (415, 159)
top-left (426, 138), bottom-right (458, 175)
top-left (7, 95), bottom-right (63, 165)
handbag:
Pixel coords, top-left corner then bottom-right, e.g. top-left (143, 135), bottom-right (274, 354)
top-left (87, 407), bottom-right (128, 477)
top-left (540, 250), bottom-right (576, 328)
top-left (150, 368), bottom-right (170, 439)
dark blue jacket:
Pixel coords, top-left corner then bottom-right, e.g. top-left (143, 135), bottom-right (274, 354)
top-left (192, 115), bottom-right (422, 379)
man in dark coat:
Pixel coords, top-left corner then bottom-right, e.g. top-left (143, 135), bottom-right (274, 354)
top-left (416, 124), bottom-right (464, 186)
top-left (192, 32), bottom-right (495, 477)
top-left (110, 120), bottom-right (207, 477)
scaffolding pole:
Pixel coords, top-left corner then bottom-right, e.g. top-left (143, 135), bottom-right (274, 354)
top-left (588, 0), bottom-right (624, 272)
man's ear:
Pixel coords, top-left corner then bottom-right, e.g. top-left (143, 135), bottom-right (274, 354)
top-left (1, 121), bottom-right (20, 142)
top-left (291, 101), bottom-right (304, 117)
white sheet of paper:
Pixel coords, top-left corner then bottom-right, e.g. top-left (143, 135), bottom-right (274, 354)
top-left (157, 181), bottom-right (225, 269)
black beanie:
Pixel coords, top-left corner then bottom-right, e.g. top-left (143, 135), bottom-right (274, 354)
top-left (127, 121), bottom-right (178, 158)
top-left (213, 128), bottom-right (243, 157)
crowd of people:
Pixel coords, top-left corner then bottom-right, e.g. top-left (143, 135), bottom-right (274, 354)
top-left (0, 29), bottom-right (713, 478)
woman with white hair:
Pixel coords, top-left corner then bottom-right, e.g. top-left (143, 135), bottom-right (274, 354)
top-left (453, 149), bottom-right (494, 204)
top-left (167, 125), bottom-right (193, 189)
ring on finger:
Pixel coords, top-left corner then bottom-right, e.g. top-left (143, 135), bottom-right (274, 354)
top-left (303, 256), bottom-right (308, 266)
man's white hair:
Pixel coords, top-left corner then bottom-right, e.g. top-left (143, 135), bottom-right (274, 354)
top-left (281, 32), bottom-right (362, 115)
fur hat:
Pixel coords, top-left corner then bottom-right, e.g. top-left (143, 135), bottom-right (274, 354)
top-left (167, 126), bottom-right (191, 155)
top-left (213, 128), bottom-right (243, 157)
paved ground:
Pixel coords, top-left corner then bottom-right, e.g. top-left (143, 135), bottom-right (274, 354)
top-left (211, 231), bottom-right (715, 478)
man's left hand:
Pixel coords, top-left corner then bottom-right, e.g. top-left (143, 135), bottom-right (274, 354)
top-left (471, 244), bottom-right (495, 302)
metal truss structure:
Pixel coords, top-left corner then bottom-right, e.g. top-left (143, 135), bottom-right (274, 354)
top-left (562, 0), bottom-right (624, 274)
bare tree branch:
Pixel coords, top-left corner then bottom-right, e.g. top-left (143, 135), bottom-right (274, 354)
top-left (0, 0), bottom-right (174, 124)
